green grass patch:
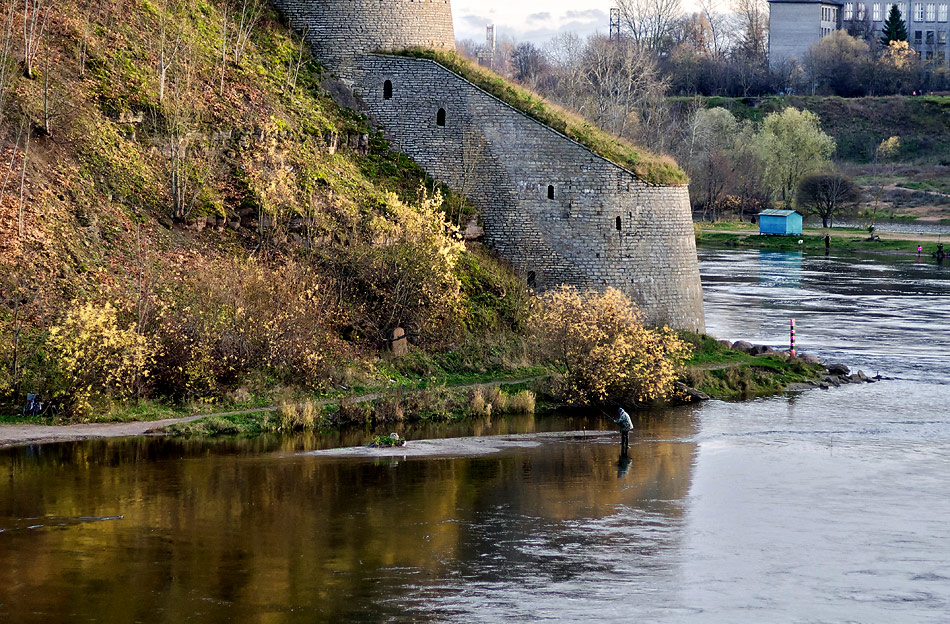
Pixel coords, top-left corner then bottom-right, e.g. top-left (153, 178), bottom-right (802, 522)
top-left (700, 220), bottom-right (758, 231)
top-left (162, 411), bottom-right (278, 436)
top-left (678, 332), bottom-right (825, 399)
top-left (696, 230), bottom-right (943, 254)
top-left (393, 49), bottom-right (687, 186)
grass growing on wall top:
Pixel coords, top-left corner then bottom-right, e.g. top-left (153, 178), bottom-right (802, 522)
top-left (392, 48), bottom-right (688, 186)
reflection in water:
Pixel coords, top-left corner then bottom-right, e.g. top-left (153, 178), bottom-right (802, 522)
top-left (0, 411), bottom-right (699, 623)
top-left (757, 250), bottom-right (802, 288)
top-left (701, 248), bottom-right (950, 383)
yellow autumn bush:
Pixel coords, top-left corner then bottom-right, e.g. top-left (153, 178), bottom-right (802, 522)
top-left (326, 185), bottom-right (465, 341)
top-left (148, 254), bottom-right (350, 401)
top-left (532, 286), bottom-right (691, 405)
top-left (46, 302), bottom-right (154, 418)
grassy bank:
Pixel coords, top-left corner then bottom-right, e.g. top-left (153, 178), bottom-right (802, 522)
top-left (680, 333), bottom-right (825, 400)
top-left (394, 49), bottom-right (687, 185)
top-left (695, 224), bottom-right (945, 254)
top-left (161, 380), bottom-right (540, 437)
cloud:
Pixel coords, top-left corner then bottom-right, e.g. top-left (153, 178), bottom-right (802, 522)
top-left (527, 12), bottom-right (552, 22)
top-left (454, 3), bottom-right (610, 45)
top-left (461, 14), bottom-right (493, 28)
top-left (564, 9), bottom-right (605, 20)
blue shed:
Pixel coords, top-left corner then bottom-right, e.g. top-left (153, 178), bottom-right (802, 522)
top-left (757, 209), bottom-right (803, 235)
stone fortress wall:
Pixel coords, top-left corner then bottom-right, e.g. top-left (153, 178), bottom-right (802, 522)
top-left (270, 1), bottom-right (705, 331)
top-left (269, 0), bottom-right (455, 76)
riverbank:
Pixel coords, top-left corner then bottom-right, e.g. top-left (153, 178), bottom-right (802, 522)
top-left (0, 374), bottom-right (546, 449)
top-left (0, 333), bottom-right (836, 449)
top-left (696, 221), bottom-right (946, 254)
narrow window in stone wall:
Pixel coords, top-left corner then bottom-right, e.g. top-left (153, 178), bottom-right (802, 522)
top-left (616, 216), bottom-right (622, 231)
top-left (437, 108), bottom-right (446, 126)
top-left (547, 185), bottom-right (555, 199)
top-left (384, 80), bottom-right (393, 100)
top-left (526, 271), bottom-right (536, 288)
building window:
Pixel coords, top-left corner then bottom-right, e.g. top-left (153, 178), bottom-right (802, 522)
top-left (526, 271), bottom-right (536, 288)
top-left (927, 2), bottom-right (936, 19)
top-left (926, 29), bottom-right (935, 42)
top-left (858, 2), bottom-right (867, 18)
top-left (874, 3), bottom-right (882, 19)
top-left (939, 30), bottom-right (948, 42)
top-left (939, 3), bottom-right (948, 20)
top-left (915, 2), bottom-right (924, 19)
top-left (437, 108), bottom-right (446, 126)
top-left (915, 29), bottom-right (923, 42)
top-left (616, 216), bottom-right (622, 231)
top-left (547, 185), bottom-right (555, 200)
top-left (383, 80), bottom-right (393, 100)
top-left (845, 2), bottom-right (854, 19)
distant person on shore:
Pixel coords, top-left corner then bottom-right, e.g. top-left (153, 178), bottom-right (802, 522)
top-left (613, 407), bottom-right (632, 454)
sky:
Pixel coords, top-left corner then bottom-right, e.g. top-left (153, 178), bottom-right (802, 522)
top-left (452, 1), bottom-right (616, 45)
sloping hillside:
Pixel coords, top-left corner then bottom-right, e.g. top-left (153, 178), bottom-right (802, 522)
top-left (0, 0), bottom-right (533, 416)
top-left (674, 95), bottom-right (950, 164)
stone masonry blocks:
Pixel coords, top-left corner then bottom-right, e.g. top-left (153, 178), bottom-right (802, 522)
top-left (270, 0), bottom-right (455, 77)
top-left (354, 56), bottom-right (705, 331)
top-left (267, 0), bottom-right (705, 331)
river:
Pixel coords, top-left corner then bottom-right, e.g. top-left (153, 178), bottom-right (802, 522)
top-left (1, 249), bottom-right (949, 622)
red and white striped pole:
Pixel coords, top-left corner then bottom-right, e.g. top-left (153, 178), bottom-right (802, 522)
top-left (790, 318), bottom-right (796, 357)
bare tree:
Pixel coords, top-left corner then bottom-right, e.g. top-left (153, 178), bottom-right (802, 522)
top-left (511, 41), bottom-right (547, 87)
top-left (162, 42), bottom-right (204, 222)
top-left (21, 0), bottom-right (50, 79)
top-left (543, 32), bottom-right (586, 109)
top-left (617, 0), bottom-right (683, 52)
top-left (17, 127), bottom-right (29, 238)
top-left (0, 120), bottom-right (24, 198)
top-left (448, 128), bottom-right (488, 226)
top-left (845, 14), bottom-right (875, 41)
top-left (4, 270), bottom-right (36, 401)
top-left (232, 0), bottom-right (263, 65)
top-left (284, 28), bottom-right (309, 95)
top-left (698, 0), bottom-right (735, 57)
top-left (581, 37), bottom-right (670, 144)
top-left (0, 0), bottom-right (16, 112)
top-left (41, 43), bottom-right (52, 135)
top-left (158, 0), bottom-right (182, 103)
top-left (796, 172), bottom-right (862, 228)
top-left (78, 11), bottom-right (89, 77)
top-left (219, 1), bottom-right (228, 95)
top-left (733, 0), bottom-right (768, 59)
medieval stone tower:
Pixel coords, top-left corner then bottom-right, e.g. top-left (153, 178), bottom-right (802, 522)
top-left (271, 0), bottom-right (706, 332)
top-left (270, 0), bottom-right (456, 77)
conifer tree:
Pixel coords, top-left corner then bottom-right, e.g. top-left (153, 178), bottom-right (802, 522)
top-left (880, 5), bottom-right (908, 45)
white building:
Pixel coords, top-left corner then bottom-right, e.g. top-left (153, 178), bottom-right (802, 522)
top-left (768, 0), bottom-right (950, 68)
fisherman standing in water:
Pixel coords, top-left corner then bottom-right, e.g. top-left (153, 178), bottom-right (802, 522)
top-left (613, 407), bottom-right (633, 455)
